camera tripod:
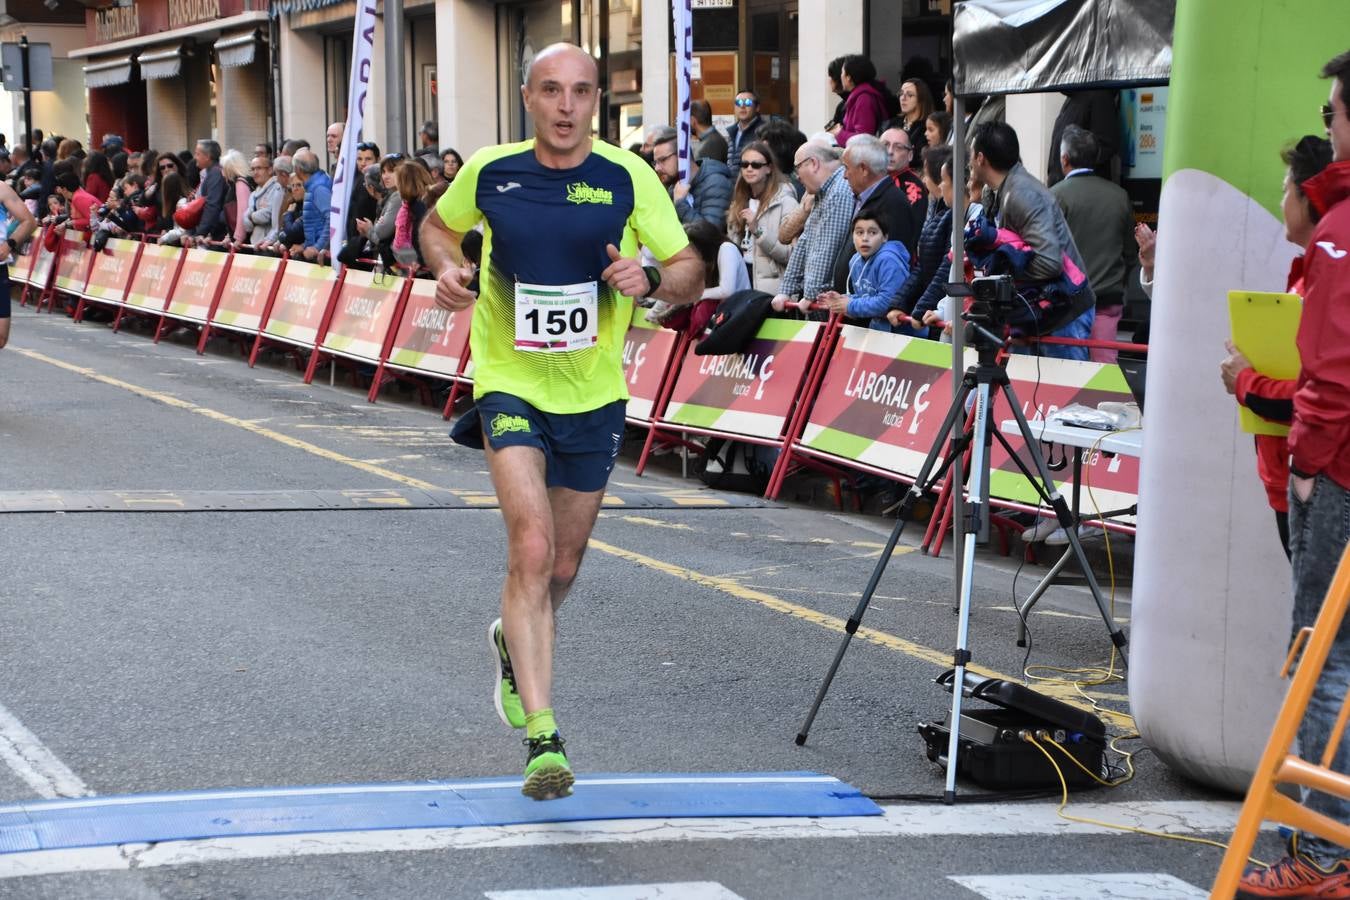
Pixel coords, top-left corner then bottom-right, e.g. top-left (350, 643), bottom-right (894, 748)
top-left (794, 316), bottom-right (1129, 802)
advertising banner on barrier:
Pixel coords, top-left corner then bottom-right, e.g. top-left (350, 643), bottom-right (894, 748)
top-left (384, 278), bottom-right (472, 378)
top-left (52, 233), bottom-right (91, 294)
top-left (80, 239), bottom-right (139, 304)
top-left (12, 232), bottom-right (41, 285)
top-left (663, 318), bottom-right (823, 440)
top-left (262, 260), bottom-right (338, 348)
top-left (212, 254), bottom-right (283, 334)
top-left (124, 244), bottom-right (181, 313)
top-left (29, 236), bottom-right (57, 293)
top-left (799, 326), bottom-right (1139, 509)
top-left (622, 314), bottom-right (680, 423)
top-left (164, 248), bottom-right (229, 323)
top-left (319, 269), bottom-right (405, 362)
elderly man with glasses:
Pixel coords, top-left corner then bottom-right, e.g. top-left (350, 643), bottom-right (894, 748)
top-left (880, 125), bottom-right (929, 222)
top-left (770, 142), bottom-right (852, 314)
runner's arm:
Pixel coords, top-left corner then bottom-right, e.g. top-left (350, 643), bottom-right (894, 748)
top-left (652, 245), bottom-right (704, 307)
top-left (420, 212), bottom-right (476, 310)
top-left (0, 183), bottom-right (36, 256)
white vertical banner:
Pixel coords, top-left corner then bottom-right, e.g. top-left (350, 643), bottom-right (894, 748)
top-left (672, 0), bottom-right (692, 183)
top-left (330, 0), bottom-right (379, 264)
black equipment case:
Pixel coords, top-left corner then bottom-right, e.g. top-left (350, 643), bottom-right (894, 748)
top-left (917, 670), bottom-right (1107, 791)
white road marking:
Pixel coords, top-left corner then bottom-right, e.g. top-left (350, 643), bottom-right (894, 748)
top-left (0, 701), bottom-right (92, 800)
top-left (949, 872), bottom-right (1207, 899)
top-left (0, 801), bottom-right (1255, 879)
top-left (485, 883), bottom-right (745, 900)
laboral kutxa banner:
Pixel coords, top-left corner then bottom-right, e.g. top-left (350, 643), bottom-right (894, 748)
top-left (663, 317), bottom-right (822, 441)
top-left (800, 326), bottom-right (1138, 510)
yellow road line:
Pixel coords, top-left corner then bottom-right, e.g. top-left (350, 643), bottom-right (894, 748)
top-left (588, 537), bottom-right (1134, 730)
top-left (19, 344), bottom-right (1132, 728)
top-left (13, 347), bottom-right (446, 494)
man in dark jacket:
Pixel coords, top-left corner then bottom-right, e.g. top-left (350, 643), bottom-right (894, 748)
top-left (690, 100), bottom-right (728, 166)
top-left (880, 125), bottom-right (928, 225)
top-left (184, 139), bottom-right (227, 246)
top-left (833, 134), bottom-right (920, 291)
top-left (726, 90), bottom-right (764, 172)
top-left (1238, 46), bottom-right (1350, 899)
top-left (1051, 125), bottom-right (1136, 363)
top-left (653, 130), bottom-right (732, 227)
top-left (971, 122), bottom-right (1096, 359)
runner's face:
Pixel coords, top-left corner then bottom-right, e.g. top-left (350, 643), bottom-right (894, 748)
top-left (523, 50), bottom-right (598, 158)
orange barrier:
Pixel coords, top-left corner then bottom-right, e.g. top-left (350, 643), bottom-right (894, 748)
top-left (114, 243), bottom-right (185, 331)
top-left (304, 268), bottom-right (409, 383)
top-left (1212, 544), bottom-right (1350, 898)
top-left (74, 238), bottom-right (143, 322)
top-left (197, 253), bottom-right (287, 353)
top-left (371, 276), bottom-right (474, 407)
top-left (635, 316), bottom-right (830, 476)
top-left (21, 229), bottom-right (57, 308)
top-left (250, 257), bottom-right (341, 367)
top-left (156, 246), bottom-right (234, 341)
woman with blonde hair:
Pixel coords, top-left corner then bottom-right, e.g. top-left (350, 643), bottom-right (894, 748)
top-left (220, 149), bottom-right (254, 244)
top-left (725, 140), bottom-right (799, 294)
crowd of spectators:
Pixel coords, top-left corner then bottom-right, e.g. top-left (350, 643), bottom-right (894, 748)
top-left (627, 52), bottom-right (1140, 363)
top-left (6, 122), bottom-right (465, 275)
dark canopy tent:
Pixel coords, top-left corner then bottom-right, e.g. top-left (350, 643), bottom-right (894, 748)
top-left (953, 0), bottom-right (1174, 96)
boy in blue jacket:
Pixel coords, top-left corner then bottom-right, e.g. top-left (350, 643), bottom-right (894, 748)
top-left (818, 213), bottom-right (910, 330)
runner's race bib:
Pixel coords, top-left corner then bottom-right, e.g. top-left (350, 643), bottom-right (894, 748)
top-left (515, 280), bottom-right (599, 352)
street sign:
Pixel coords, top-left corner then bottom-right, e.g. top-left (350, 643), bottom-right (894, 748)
top-left (1, 43), bottom-right (54, 91)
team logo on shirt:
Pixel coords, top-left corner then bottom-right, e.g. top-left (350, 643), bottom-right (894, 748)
top-left (566, 182), bottom-right (613, 205)
top-left (490, 413), bottom-right (532, 438)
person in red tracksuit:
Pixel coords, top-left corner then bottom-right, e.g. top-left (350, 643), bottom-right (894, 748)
top-left (1221, 135), bottom-right (1334, 558)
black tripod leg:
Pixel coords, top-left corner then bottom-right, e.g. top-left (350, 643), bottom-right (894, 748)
top-left (795, 376), bottom-right (975, 746)
top-left (1001, 383), bottom-right (1129, 656)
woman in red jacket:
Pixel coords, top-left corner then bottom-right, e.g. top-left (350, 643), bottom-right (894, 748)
top-left (1220, 135), bottom-right (1333, 556)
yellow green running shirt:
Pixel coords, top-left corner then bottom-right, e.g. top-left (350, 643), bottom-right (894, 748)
top-left (434, 139), bottom-right (689, 415)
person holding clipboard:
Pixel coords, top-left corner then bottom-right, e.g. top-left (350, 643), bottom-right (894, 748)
top-left (1221, 136), bottom-right (1333, 556)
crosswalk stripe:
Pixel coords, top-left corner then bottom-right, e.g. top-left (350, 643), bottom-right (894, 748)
top-left (948, 872), bottom-right (1207, 899)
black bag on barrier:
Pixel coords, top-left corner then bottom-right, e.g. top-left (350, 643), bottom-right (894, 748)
top-left (694, 289), bottom-right (773, 357)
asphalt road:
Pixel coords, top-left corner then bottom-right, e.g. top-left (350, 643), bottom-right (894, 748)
top-left (0, 306), bottom-right (1279, 899)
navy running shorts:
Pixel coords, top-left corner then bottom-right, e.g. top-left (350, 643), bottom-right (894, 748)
top-left (0, 266), bottom-right (10, 318)
top-left (451, 392), bottom-right (626, 493)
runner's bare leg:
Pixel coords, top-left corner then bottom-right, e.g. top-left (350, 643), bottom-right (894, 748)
top-left (484, 442), bottom-right (606, 715)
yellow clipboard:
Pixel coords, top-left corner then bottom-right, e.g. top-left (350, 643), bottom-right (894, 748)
top-left (1227, 290), bottom-right (1302, 437)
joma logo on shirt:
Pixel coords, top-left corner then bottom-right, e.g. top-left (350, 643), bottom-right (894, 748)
top-left (566, 182), bottom-right (613, 205)
top-left (490, 413), bottom-right (532, 438)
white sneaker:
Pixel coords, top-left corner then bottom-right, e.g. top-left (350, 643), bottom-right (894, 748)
top-left (1021, 518), bottom-right (1060, 542)
top-left (1045, 523), bottom-right (1093, 546)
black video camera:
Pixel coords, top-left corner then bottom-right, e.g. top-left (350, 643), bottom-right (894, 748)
top-left (967, 274), bottom-right (1016, 325)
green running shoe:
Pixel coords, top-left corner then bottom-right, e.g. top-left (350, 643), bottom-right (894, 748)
top-left (522, 732), bottom-right (573, 801)
top-left (489, 618), bottom-right (526, 729)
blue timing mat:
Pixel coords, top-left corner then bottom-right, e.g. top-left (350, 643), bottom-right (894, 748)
top-left (0, 772), bottom-right (880, 854)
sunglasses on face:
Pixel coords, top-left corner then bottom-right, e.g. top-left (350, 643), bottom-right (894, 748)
top-left (1323, 104), bottom-right (1337, 130)
top-left (740, 160), bottom-right (769, 170)
top-left (159, 163), bottom-right (176, 170)
top-left (734, 98), bottom-right (756, 108)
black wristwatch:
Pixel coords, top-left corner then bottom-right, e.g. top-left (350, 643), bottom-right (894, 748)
top-left (642, 265), bottom-right (662, 297)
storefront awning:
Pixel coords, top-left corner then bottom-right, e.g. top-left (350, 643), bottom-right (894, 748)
top-left (83, 55), bottom-right (134, 89)
top-left (271, 0), bottom-right (349, 16)
top-left (138, 45), bottom-right (184, 81)
top-left (214, 31), bottom-right (260, 69)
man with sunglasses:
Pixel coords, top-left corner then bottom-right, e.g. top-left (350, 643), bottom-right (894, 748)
top-left (726, 90), bottom-right (764, 172)
top-left (1237, 48), bottom-right (1350, 900)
